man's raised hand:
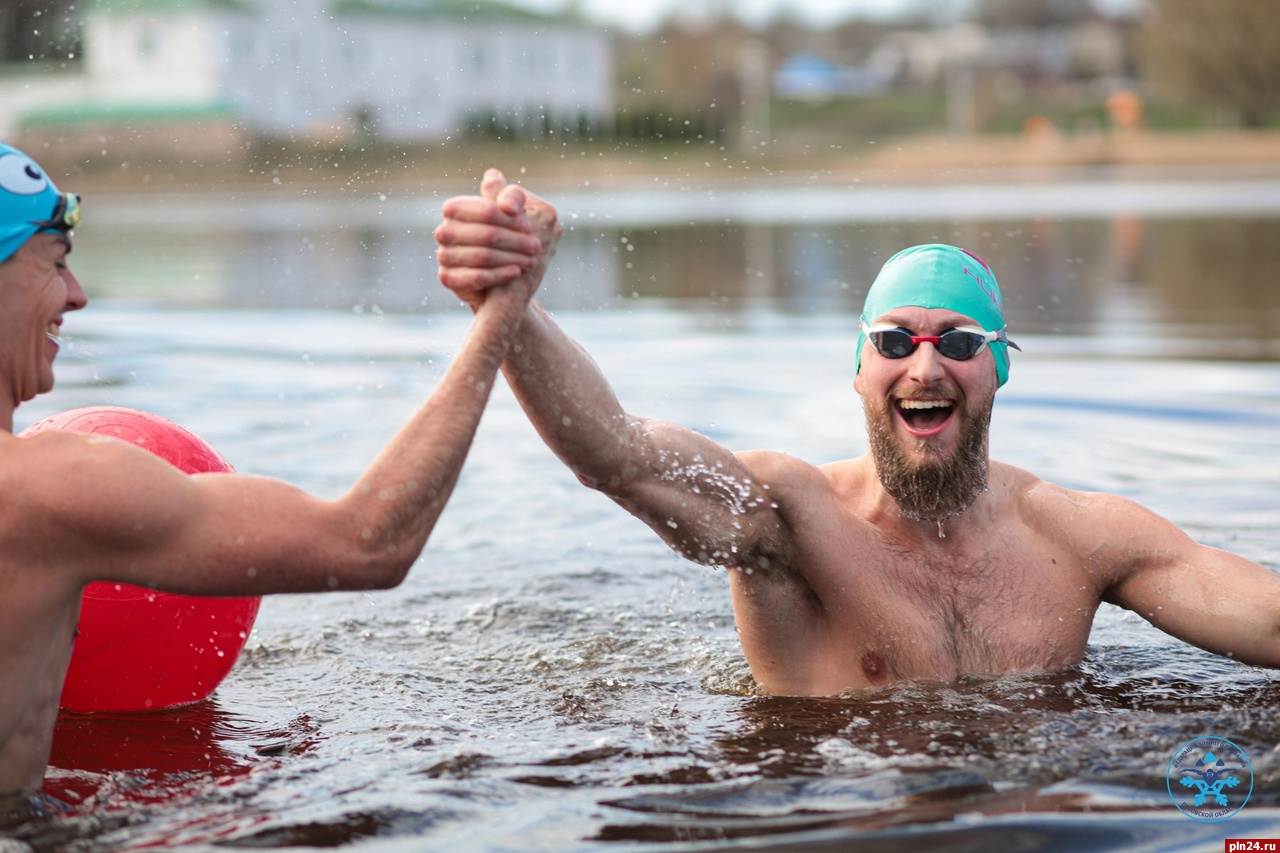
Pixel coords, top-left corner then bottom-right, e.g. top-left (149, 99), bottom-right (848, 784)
top-left (435, 168), bottom-right (560, 307)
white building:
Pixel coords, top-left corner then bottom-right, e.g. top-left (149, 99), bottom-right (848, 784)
top-left (5, 0), bottom-right (613, 146)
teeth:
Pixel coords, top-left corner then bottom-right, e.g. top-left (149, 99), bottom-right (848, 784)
top-left (898, 399), bottom-right (951, 410)
top-left (46, 330), bottom-right (62, 344)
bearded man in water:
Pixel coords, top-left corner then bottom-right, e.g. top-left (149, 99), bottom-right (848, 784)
top-left (434, 169), bottom-right (1280, 695)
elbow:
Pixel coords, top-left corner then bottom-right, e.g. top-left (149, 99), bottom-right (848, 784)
top-left (368, 559), bottom-right (413, 591)
top-left (574, 468), bottom-right (628, 496)
top-left (333, 504), bottom-right (431, 590)
top-left (1258, 622), bottom-right (1280, 669)
top-left (361, 544), bottom-right (417, 590)
top-left (1243, 614), bottom-right (1280, 668)
top-left (336, 536), bottom-right (417, 591)
top-left (575, 470), bottom-right (612, 492)
top-left (573, 456), bottom-right (646, 496)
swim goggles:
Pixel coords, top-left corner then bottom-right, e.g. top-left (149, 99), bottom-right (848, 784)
top-left (861, 321), bottom-right (1021, 361)
top-left (37, 192), bottom-right (81, 233)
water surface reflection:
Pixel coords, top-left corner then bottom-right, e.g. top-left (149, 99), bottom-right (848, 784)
top-left (75, 187), bottom-right (1280, 358)
top-left (8, 182), bottom-right (1280, 851)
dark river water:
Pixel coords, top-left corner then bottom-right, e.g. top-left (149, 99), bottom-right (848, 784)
top-left (4, 172), bottom-right (1280, 851)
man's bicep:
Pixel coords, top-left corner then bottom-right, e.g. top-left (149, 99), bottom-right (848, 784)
top-left (1099, 507), bottom-right (1280, 667)
top-left (151, 472), bottom-right (367, 595)
top-left (25, 435), bottom-right (351, 595)
top-left (610, 427), bottom-right (793, 570)
top-left (19, 432), bottom-right (203, 555)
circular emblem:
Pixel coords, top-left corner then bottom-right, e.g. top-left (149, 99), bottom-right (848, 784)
top-left (1167, 736), bottom-right (1253, 822)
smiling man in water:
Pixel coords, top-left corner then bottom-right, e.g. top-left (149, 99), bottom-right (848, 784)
top-left (435, 169), bottom-right (1280, 695)
top-left (0, 144), bottom-right (546, 795)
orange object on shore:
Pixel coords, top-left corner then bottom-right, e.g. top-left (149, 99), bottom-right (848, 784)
top-left (1107, 89), bottom-right (1144, 132)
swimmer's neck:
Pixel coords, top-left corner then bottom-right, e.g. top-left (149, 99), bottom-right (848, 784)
top-left (869, 494), bottom-right (995, 549)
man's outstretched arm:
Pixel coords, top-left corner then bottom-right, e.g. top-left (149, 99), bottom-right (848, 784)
top-left (1066, 490), bottom-right (1280, 667)
top-left (509, 301), bottom-right (796, 569)
top-left (11, 278), bottom-right (534, 597)
top-left (435, 170), bottom-right (794, 573)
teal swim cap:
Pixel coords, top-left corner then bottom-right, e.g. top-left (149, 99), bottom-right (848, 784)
top-left (856, 244), bottom-right (1017, 386)
top-left (0, 141), bottom-right (78, 265)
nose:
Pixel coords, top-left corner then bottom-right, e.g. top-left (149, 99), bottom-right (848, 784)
top-left (904, 339), bottom-right (947, 386)
top-left (64, 265), bottom-right (88, 311)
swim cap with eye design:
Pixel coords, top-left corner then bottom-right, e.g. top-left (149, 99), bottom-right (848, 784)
top-left (0, 141), bottom-right (78, 264)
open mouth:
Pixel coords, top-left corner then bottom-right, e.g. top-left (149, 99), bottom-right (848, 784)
top-left (896, 398), bottom-right (954, 433)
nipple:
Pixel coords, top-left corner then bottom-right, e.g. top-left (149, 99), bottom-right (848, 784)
top-left (861, 651), bottom-right (888, 683)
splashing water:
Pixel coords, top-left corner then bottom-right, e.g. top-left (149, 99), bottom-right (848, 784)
top-left (12, 229), bottom-right (1280, 851)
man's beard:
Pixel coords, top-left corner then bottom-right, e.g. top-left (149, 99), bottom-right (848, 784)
top-left (864, 393), bottom-right (992, 522)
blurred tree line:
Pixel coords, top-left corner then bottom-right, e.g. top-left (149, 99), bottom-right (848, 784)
top-left (1136, 0), bottom-right (1280, 128)
top-left (615, 0), bottom-right (1280, 142)
top-left (614, 11), bottom-right (902, 146)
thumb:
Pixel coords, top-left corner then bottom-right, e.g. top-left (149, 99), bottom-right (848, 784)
top-left (496, 184), bottom-right (528, 219)
top-left (480, 168), bottom-right (507, 202)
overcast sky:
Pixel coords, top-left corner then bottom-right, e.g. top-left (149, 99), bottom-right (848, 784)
top-left (507, 0), bottom-right (1143, 33)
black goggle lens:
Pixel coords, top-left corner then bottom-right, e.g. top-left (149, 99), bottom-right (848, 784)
top-left (869, 328), bottom-right (989, 361)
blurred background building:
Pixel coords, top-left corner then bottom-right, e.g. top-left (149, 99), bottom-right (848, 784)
top-left (0, 0), bottom-right (1277, 174)
top-left (0, 0), bottom-right (613, 163)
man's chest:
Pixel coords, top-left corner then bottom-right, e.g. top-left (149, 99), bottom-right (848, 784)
top-left (804, 539), bottom-right (1101, 685)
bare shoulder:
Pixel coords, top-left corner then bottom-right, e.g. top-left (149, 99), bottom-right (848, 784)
top-left (740, 450), bottom-right (878, 551)
top-left (719, 449), bottom-right (852, 576)
top-left (0, 429), bottom-right (192, 560)
top-left (1, 429), bottom-right (110, 506)
top-left (997, 459), bottom-right (1192, 585)
top-left (1002, 461), bottom-right (1159, 529)
top-left (735, 448), bottom-right (873, 511)
top-left (732, 451), bottom-right (887, 531)
top-left (736, 448), bottom-right (834, 490)
top-left (4, 427), bottom-right (171, 493)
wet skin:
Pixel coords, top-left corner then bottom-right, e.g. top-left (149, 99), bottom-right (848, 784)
top-left (436, 173), bottom-right (1280, 696)
top-left (1, 192), bottom-right (543, 793)
top-left (0, 234), bottom-right (86, 430)
top-left (714, 305), bottom-right (1103, 692)
top-left (0, 235), bottom-right (89, 790)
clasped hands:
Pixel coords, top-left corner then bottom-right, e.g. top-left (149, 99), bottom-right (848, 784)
top-left (435, 168), bottom-right (562, 308)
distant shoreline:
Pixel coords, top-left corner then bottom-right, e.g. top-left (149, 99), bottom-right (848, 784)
top-left (79, 173), bottom-right (1280, 235)
top-left (51, 128), bottom-right (1280, 200)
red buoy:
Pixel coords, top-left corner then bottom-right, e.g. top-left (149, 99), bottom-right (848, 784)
top-left (20, 406), bottom-right (261, 713)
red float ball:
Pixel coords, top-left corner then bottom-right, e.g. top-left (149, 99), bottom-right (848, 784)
top-left (20, 406), bottom-right (261, 713)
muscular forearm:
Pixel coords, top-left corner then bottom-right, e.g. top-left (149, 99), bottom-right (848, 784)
top-left (502, 300), bottom-right (645, 491)
top-left (21, 284), bottom-right (530, 600)
top-left (433, 174), bottom-right (785, 570)
top-left (498, 300), bottom-right (784, 567)
top-left (339, 286), bottom-right (528, 575)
